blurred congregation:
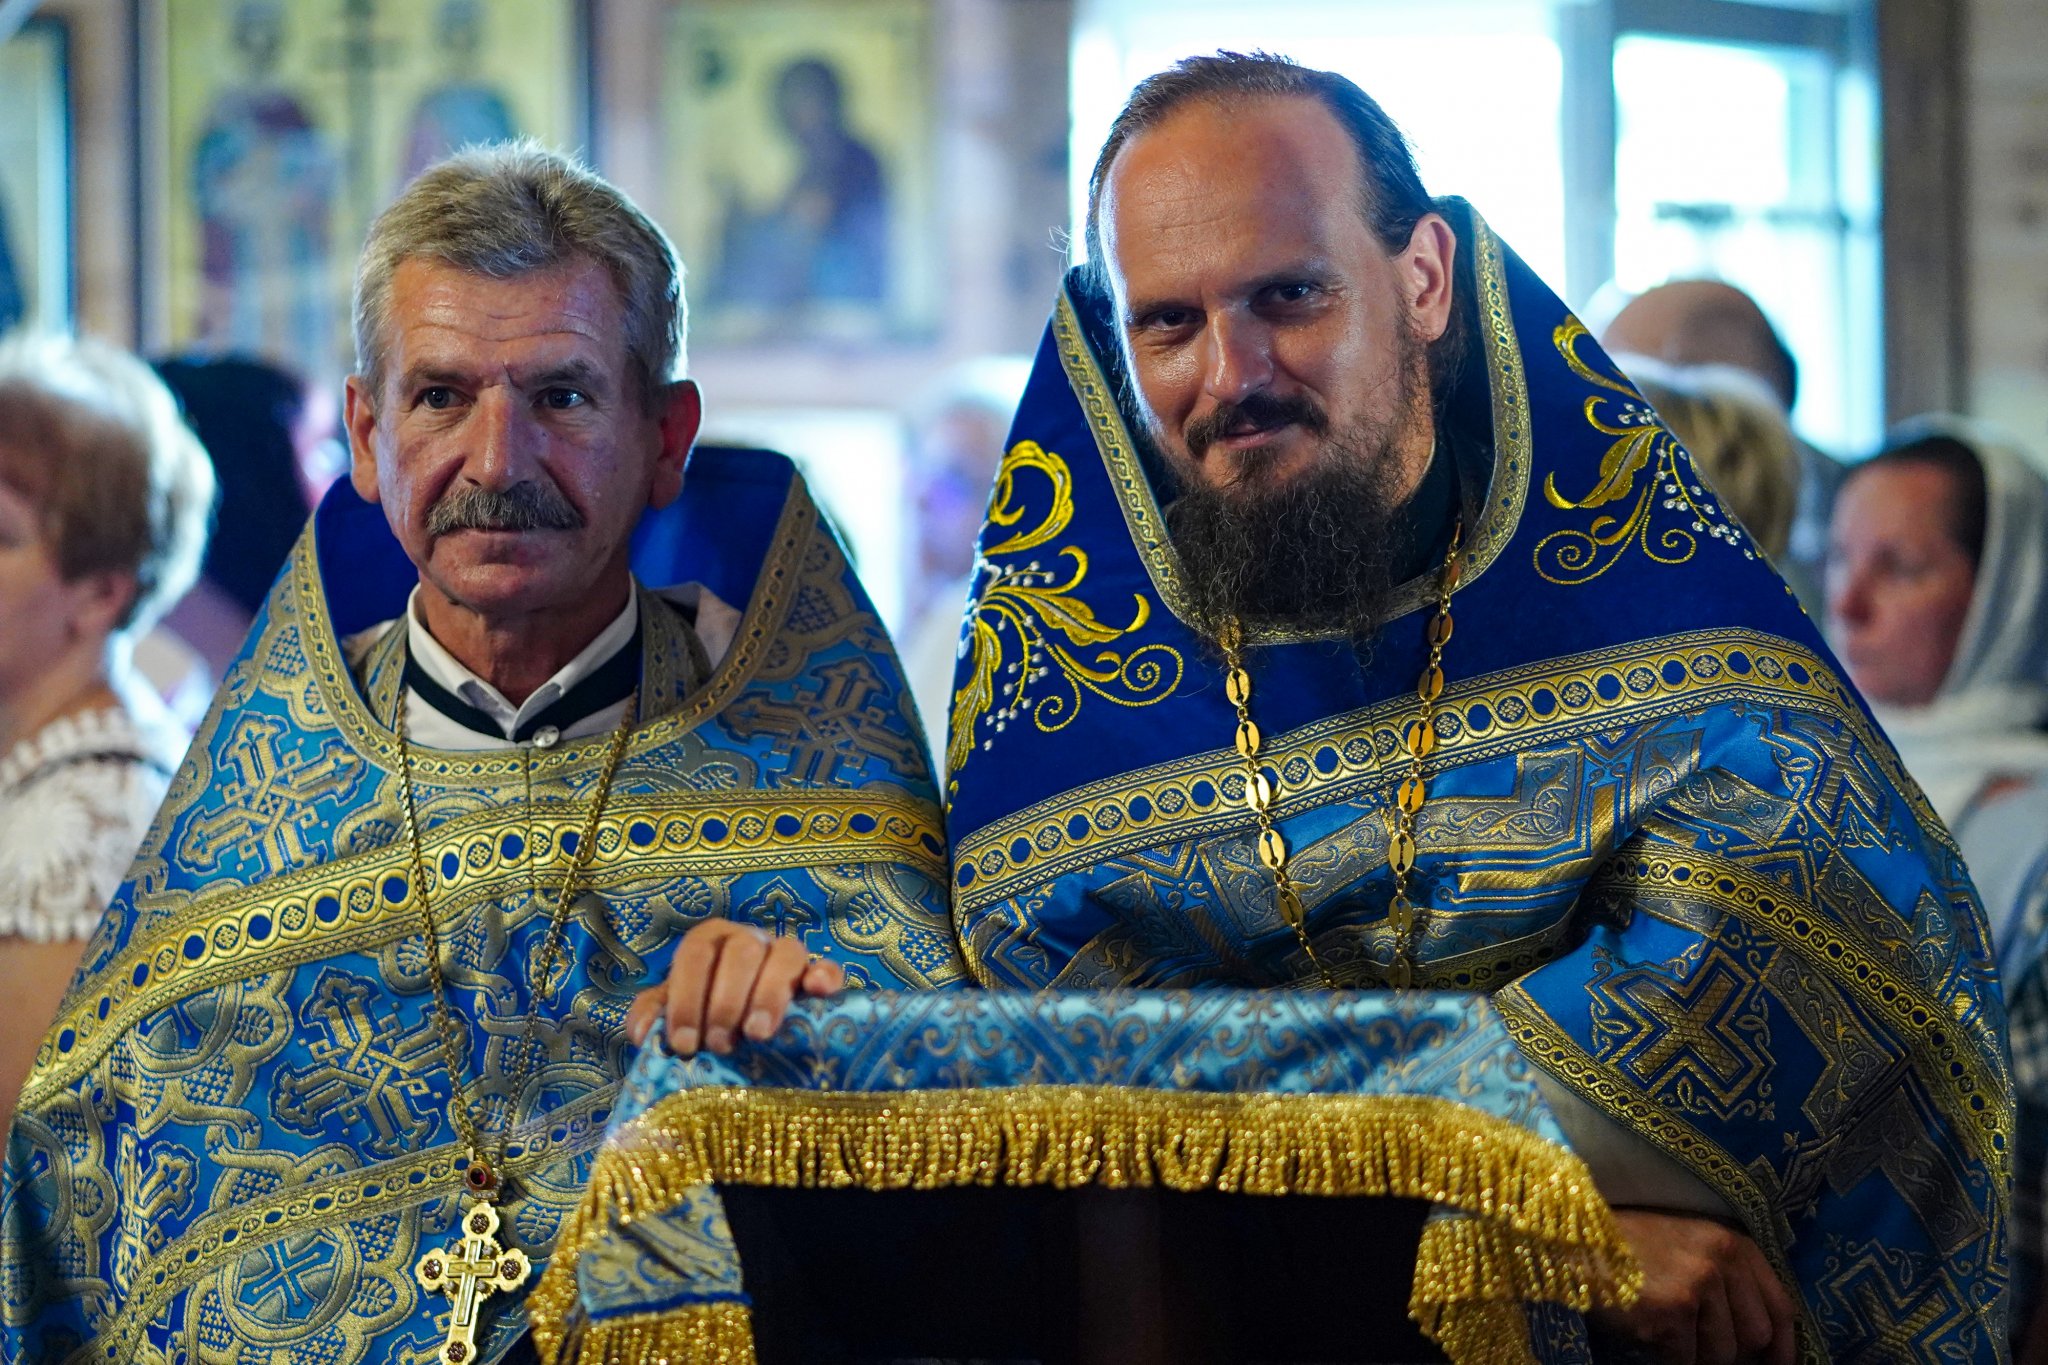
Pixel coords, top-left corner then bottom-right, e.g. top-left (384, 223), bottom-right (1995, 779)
top-left (4, 0), bottom-right (2048, 1361)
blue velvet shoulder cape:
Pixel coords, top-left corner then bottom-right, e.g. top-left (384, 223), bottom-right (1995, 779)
top-left (944, 204), bottom-right (2012, 1360)
top-left (0, 447), bottom-right (964, 1365)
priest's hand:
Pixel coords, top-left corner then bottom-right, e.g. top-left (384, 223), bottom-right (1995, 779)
top-left (1593, 1209), bottom-right (1797, 1365)
top-left (627, 921), bottom-right (845, 1056)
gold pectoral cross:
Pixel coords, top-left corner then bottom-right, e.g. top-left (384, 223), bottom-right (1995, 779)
top-left (415, 1199), bottom-right (532, 1365)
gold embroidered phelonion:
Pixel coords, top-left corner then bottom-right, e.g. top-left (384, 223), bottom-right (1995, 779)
top-left (1220, 519), bottom-right (1463, 990)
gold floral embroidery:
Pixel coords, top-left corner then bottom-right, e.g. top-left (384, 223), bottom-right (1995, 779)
top-left (1534, 319), bottom-right (1754, 585)
top-left (948, 440), bottom-right (1183, 779)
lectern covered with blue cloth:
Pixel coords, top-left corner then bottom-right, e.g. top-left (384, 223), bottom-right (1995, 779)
top-left (532, 990), bottom-right (1636, 1365)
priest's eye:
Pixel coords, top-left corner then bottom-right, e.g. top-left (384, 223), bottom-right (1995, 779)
top-left (419, 387), bottom-right (458, 411)
top-left (1135, 308), bottom-right (1197, 334)
top-left (539, 388), bottom-right (589, 411)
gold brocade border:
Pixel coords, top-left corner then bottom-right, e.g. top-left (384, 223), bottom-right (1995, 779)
top-left (529, 1086), bottom-right (1640, 1365)
top-left (1050, 209), bottom-right (1532, 645)
top-left (953, 627), bottom-right (1922, 912)
top-left (79, 1083), bottom-right (616, 1365)
top-left (1591, 851), bottom-right (2011, 1179)
top-left (25, 788), bottom-right (944, 1103)
top-left (1467, 210), bottom-right (1537, 597)
top-left (292, 472), bottom-right (819, 788)
top-left (1491, 993), bottom-right (1826, 1365)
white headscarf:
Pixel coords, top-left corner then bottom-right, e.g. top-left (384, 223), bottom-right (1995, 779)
top-left (1868, 419), bottom-right (2048, 822)
top-left (1863, 420), bottom-right (2048, 963)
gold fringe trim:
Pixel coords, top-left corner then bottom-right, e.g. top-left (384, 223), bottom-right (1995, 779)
top-left (547, 1300), bottom-right (756, 1365)
top-left (534, 1086), bottom-right (1640, 1364)
top-left (1422, 1300), bottom-right (1544, 1365)
top-left (1412, 1215), bottom-right (1643, 1365)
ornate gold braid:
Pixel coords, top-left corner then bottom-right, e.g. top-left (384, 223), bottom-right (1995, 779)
top-left (952, 626), bottom-right (1957, 918)
top-left (530, 1085), bottom-right (1640, 1365)
top-left (1587, 850), bottom-right (2009, 1175)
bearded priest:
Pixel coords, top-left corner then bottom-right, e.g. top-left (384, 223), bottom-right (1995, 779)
top-left (677, 54), bottom-right (2013, 1365)
top-left (0, 143), bottom-right (962, 1365)
top-left (948, 55), bottom-right (2009, 1363)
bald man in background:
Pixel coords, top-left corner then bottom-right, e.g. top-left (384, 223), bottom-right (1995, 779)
top-left (1602, 279), bottom-right (1843, 609)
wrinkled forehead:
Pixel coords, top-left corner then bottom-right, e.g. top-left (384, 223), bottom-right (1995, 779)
top-left (380, 255), bottom-right (632, 382)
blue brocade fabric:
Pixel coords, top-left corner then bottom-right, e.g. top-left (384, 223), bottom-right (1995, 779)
top-left (550, 989), bottom-right (1612, 1364)
top-left (612, 989), bottom-right (1566, 1125)
top-left (941, 204), bottom-right (2013, 1360)
top-left (0, 448), bottom-right (964, 1365)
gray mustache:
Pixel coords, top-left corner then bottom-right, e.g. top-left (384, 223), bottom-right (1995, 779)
top-left (426, 482), bottom-right (584, 535)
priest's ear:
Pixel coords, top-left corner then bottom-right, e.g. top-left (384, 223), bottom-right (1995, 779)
top-left (343, 374), bottom-right (383, 506)
top-left (646, 378), bottom-right (702, 512)
top-left (1395, 212), bottom-right (1457, 346)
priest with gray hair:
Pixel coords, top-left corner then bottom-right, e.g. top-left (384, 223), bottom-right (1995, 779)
top-left (0, 141), bottom-right (962, 1365)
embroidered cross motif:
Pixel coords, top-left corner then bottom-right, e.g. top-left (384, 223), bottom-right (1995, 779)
top-left (180, 715), bottom-right (363, 876)
top-left (273, 971), bottom-right (449, 1157)
top-left (1592, 949), bottom-right (1771, 1118)
top-left (725, 657), bottom-right (923, 784)
top-left (246, 1236), bottom-right (335, 1316)
top-left (110, 1140), bottom-right (196, 1290)
top-left (415, 1199), bottom-right (531, 1365)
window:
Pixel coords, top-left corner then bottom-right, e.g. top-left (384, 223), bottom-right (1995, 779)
top-left (1072, 0), bottom-right (1568, 288)
top-left (1604, 11), bottom-right (1880, 453)
top-left (1072, 0), bottom-right (1881, 452)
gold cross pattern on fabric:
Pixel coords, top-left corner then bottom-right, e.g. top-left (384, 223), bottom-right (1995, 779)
top-left (414, 1199), bottom-right (532, 1365)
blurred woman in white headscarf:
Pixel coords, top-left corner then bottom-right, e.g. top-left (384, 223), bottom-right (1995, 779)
top-left (1825, 419), bottom-right (2048, 959)
top-left (1824, 417), bottom-right (2048, 1357)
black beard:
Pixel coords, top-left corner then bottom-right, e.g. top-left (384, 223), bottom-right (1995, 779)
top-left (1163, 424), bottom-right (1408, 649)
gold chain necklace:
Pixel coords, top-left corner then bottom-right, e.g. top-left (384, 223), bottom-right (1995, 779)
top-left (392, 690), bottom-right (637, 1365)
top-left (1219, 519), bottom-right (1463, 990)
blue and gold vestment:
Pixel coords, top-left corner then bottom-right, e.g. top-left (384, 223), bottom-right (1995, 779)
top-left (0, 447), bottom-right (965, 1365)
top-left (944, 205), bottom-right (2013, 1362)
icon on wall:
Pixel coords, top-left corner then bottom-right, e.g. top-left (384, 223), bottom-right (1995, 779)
top-left (399, 0), bottom-right (522, 187)
top-left (668, 0), bottom-right (937, 347)
top-left (156, 0), bottom-right (587, 383)
top-left (188, 1), bottom-right (340, 376)
top-left (0, 18), bottom-right (74, 336)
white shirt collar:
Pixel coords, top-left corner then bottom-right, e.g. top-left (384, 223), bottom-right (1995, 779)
top-left (404, 582), bottom-right (640, 742)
